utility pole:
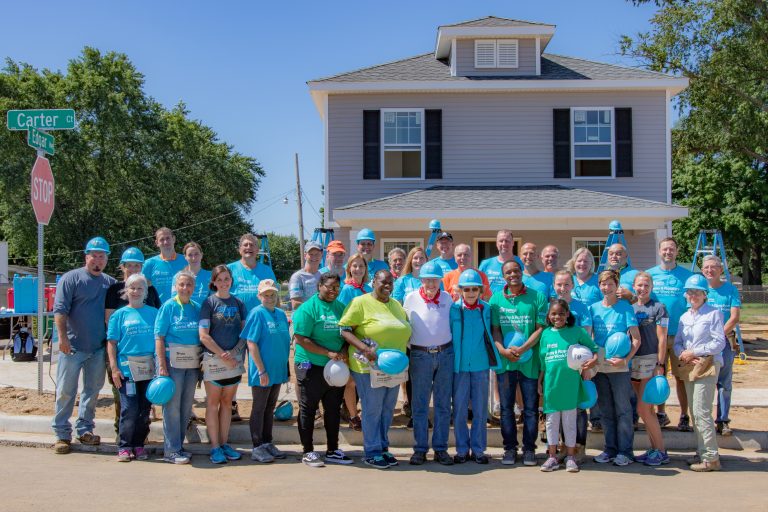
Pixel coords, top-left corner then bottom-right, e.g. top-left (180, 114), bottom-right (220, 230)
top-left (294, 153), bottom-right (305, 259)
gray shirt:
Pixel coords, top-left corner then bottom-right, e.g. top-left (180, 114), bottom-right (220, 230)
top-left (288, 269), bottom-right (321, 303)
top-left (53, 267), bottom-right (117, 353)
top-left (633, 299), bottom-right (669, 357)
top-left (199, 294), bottom-right (247, 352)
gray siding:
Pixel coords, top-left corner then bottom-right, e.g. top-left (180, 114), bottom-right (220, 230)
top-left (327, 90), bottom-right (668, 216)
top-left (454, 38), bottom-right (538, 76)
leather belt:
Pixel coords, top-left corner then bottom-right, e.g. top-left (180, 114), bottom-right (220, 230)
top-left (411, 342), bottom-right (453, 354)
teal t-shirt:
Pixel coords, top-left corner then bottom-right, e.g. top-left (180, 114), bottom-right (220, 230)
top-left (489, 287), bottom-right (547, 378)
top-left (479, 255), bottom-right (524, 294)
top-left (432, 257), bottom-right (458, 274)
top-left (646, 264), bottom-right (693, 335)
top-left (107, 305), bottom-right (158, 380)
top-left (619, 266), bottom-right (638, 293)
top-left (338, 282), bottom-right (371, 306)
top-left (572, 274), bottom-right (602, 308)
top-left (539, 326), bottom-right (598, 413)
top-left (366, 259), bottom-right (389, 282)
top-left (707, 282), bottom-right (741, 325)
top-left (227, 260), bottom-right (277, 312)
top-left (568, 299), bottom-right (593, 328)
top-left (173, 268), bottom-right (212, 306)
top-left (392, 273), bottom-right (422, 303)
top-left (241, 305), bottom-right (291, 387)
top-left (142, 254), bottom-right (187, 303)
top-left (154, 297), bottom-right (201, 347)
top-left (589, 300), bottom-right (638, 347)
top-left (292, 293), bottom-right (347, 366)
top-left (523, 271), bottom-right (553, 298)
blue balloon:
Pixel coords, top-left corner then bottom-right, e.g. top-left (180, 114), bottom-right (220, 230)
top-left (606, 332), bottom-right (631, 359)
top-left (376, 349), bottom-right (409, 375)
top-left (503, 331), bottom-right (532, 364)
top-left (274, 400), bottom-right (293, 421)
top-left (642, 375), bottom-right (671, 405)
top-left (578, 380), bottom-right (598, 410)
top-left (146, 376), bottom-right (176, 405)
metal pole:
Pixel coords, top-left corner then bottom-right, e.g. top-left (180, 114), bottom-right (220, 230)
top-left (37, 221), bottom-right (44, 394)
top-left (294, 153), bottom-right (305, 258)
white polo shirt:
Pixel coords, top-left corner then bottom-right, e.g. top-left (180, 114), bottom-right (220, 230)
top-left (403, 290), bottom-right (453, 348)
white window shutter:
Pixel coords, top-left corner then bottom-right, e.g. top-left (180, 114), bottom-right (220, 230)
top-left (475, 40), bottom-right (496, 68)
top-left (497, 40), bottom-right (519, 68)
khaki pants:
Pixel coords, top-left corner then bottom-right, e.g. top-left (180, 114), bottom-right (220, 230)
top-left (684, 367), bottom-right (720, 462)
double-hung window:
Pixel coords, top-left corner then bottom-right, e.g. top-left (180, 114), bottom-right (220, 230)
top-left (572, 107), bottom-right (614, 178)
top-left (382, 109), bottom-right (424, 179)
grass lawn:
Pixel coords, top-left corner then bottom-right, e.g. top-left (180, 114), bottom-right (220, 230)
top-left (741, 303), bottom-right (768, 324)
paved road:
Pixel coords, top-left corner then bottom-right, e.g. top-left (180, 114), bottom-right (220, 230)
top-left (1, 446), bottom-right (766, 511)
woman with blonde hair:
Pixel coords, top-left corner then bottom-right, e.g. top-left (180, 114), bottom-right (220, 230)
top-left (392, 247), bottom-right (427, 303)
top-left (566, 248), bottom-right (601, 308)
top-left (338, 253), bottom-right (371, 306)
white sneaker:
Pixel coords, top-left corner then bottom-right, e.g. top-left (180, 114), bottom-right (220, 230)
top-left (302, 451), bottom-right (325, 467)
top-left (613, 454), bottom-right (633, 466)
top-left (163, 452), bottom-right (190, 465)
top-left (540, 456), bottom-right (559, 472)
top-left (565, 456), bottom-right (580, 473)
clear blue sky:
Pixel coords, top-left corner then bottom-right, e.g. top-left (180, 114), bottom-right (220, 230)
top-left (1, 0), bottom-right (658, 239)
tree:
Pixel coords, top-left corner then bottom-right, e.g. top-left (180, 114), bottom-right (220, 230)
top-left (267, 232), bottom-right (301, 282)
top-left (0, 48), bottom-right (264, 274)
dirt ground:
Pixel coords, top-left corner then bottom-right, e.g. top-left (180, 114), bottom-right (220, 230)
top-left (1, 329), bottom-right (767, 432)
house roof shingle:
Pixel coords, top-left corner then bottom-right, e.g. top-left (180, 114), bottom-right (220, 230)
top-left (439, 16), bottom-right (554, 28)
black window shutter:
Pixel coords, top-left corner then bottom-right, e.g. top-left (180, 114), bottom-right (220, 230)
top-left (553, 109), bottom-right (571, 178)
top-left (363, 110), bottom-right (380, 180)
top-left (615, 108), bottom-right (633, 177)
top-left (425, 109), bottom-right (442, 179)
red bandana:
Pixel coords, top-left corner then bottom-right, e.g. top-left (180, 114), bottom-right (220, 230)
top-left (463, 300), bottom-right (483, 311)
top-left (503, 284), bottom-right (527, 300)
top-left (345, 278), bottom-right (366, 291)
top-left (419, 287), bottom-right (439, 305)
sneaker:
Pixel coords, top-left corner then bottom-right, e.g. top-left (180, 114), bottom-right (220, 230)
top-left (658, 450), bottom-right (671, 465)
top-left (382, 451), bottom-right (398, 467)
top-left (164, 452), bottom-right (191, 464)
top-left (133, 447), bottom-right (149, 461)
top-left (540, 456), bottom-right (559, 472)
top-left (593, 451), bottom-right (614, 464)
top-left (349, 416), bottom-right (362, 431)
top-left (634, 449), bottom-right (652, 464)
top-left (678, 414), bottom-right (693, 432)
top-left (231, 402), bottom-right (242, 422)
top-left (565, 456), bottom-right (580, 473)
top-left (523, 450), bottom-right (536, 466)
top-left (686, 454), bottom-right (701, 466)
top-left (454, 453), bottom-right (469, 464)
top-left (210, 447), bottom-right (227, 464)
top-left (473, 453), bottom-right (490, 465)
top-left (325, 449), bottom-right (353, 465)
top-left (77, 432), bottom-right (101, 446)
top-left (302, 451), bottom-right (325, 467)
top-left (221, 444), bottom-right (242, 461)
top-left (721, 422), bottom-right (733, 437)
top-left (501, 449), bottom-right (517, 465)
top-left (117, 449), bottom-right (132, 462)
top-left (364, 455), bottom-right (389, 469)
top-left (644, 449), bottom-right (665, 467)
top-left (613, 454), bottom-right (633, 466)
top-left (53, 439), bottom-right (71, 455)
top-left (591, 422), bottom-right (603, 433)
top-left (409, 451), bottom-right (427, 465)
top-left (263, 443), bottom-right (286, 459)
top-left (434, 450), bottom-right (454, 466)
top-left (250, 445), bottom-right (275, 463)
top-left (691, 458), bottom-right (721, 472)
top-left (657, 412), bottom-right (671, 428)
top-left (180, 450), bottom-right (192, 459)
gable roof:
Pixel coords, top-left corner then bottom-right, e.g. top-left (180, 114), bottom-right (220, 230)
top-left (439, 16), bottom-right (554, 28)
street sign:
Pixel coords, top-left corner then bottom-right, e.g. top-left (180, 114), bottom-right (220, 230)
top-left (30, 156), bottom-right (55, 225)
top-left (27, 127), bottom-right (55, 155)
top-left (7, 109), bottom-right (76, 131)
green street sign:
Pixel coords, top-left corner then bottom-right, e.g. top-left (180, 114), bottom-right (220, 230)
top-left (27, 127), bottom-right (55, 155)
top-left (6, 109), bottom-right (76, 131)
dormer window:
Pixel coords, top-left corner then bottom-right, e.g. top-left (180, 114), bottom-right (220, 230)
top-left (474, 39), bottom-right (519, 68)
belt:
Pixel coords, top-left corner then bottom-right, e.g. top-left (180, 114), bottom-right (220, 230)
top-left (411, 342), bottom-right (453, 354)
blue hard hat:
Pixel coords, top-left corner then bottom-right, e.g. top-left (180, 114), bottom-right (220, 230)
top-left (578, 380), bottom-right (598, 409)
top-left (605, 332), bottom-right (631, 359)
top-left (503, 331), bottom-right (532, 363)
top-left (458, 269), bottom-right (483, 287)
top-left (609, 220), bottom-right (623, 231)
top-left (274, 400), bottom-right (293, 421)
top-left (419, 260), bottom-right (443, 279)
top-left (642, 375), bottom-right (671, 405)
top-left (429, 219), bottom-right (441, 230)
top-left (356, 228), bottom-right (376, 242)
top-left (120, 247), bottom-right (144, 264)
top-left (376, 349), bottom-right (409, 375)
top-left (684, 274), bottom-right (708, 292)
top-left (84, 236), bottom-right (111, 255)
top-left (146, 376), bottom-right (176, 405)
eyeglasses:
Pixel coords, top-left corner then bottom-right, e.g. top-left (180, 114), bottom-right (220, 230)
top-left (462, 287), bottom-right (481, 292)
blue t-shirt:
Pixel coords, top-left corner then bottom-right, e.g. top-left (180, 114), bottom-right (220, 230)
top-left (619, 266), bottom-right (639, 293)
top-left (432, 257), bottom-right (458, 274)
top-left (393, 273), bottom-right (422, 303)
top-left (479, 255), bottom-right (524, 294)
top-left (449, 301), bottom-right (500, 373)
top-left (227, 260), bottom-right (277, 312)
top-left (107, 305), bottom-right (158, 380)
top-left (366, 259), bottom-right (389, 281)
top-left (707, 282), bottom-right (741, 325)
top-left (241, 305), bottom-right (291, 387)
top-left (53, 267), bottom-right (116, 353)
top-left (338, 282), bottom-right (372, 306)
top-left (646, 264), bottom-right (693, 335)
top-left (154, 297), bottom-right (201, 347)
top-left (523, 271), bottom-right (553, 298)
top-left (142, 254), bottom-right (187, 304)
top-left (572, 274), bottom-right (602, 308)
top-left (589, 300), bottom-right (638, 347)
top-left (568, 299), bottom-right (593, 329)
top-left (319, 265), bottom-right (346, 279)
top-left (173, 268), bottom-right (212, 306)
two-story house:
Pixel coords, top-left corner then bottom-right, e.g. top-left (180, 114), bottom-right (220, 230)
top-left (307, 16), bottom-right (689, 269)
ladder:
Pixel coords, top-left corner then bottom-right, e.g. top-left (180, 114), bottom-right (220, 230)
top-left (424, 219), bottom-right (442, 259)
top-left (597, 220), bottom-right (632, 273)
top-left (253, 233), bottom-right (273, 268)
top-left (311, 228), bottom-right (335, 260)
top-left (690, 229), bottom-right (747, 362)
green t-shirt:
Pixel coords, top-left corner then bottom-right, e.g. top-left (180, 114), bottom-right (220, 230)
top-left (490, 288), bottom-right (548, 378)
top-left (539, 326), bottom-right (598, 413)
top-left (292, 293), bottom-right (347, 366)
top-left (338, 294), bottom-right (412, 374)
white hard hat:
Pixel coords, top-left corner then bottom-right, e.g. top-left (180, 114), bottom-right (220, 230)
top-left (323, 359), bottom-right (350, 387)
top-left (567, 344), bottom-right (593, 371)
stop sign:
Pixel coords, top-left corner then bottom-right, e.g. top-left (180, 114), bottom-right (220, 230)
top-left (30, 156), bottom-right (55, 225)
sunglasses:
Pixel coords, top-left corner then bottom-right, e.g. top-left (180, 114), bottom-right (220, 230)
top-left (462, 287), bottom-right (481, 292)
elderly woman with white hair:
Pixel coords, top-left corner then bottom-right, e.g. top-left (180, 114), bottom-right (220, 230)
top-left (106, 273), bottom-right (159, 462)
top-left (566, 247), bottom-right (602, 308)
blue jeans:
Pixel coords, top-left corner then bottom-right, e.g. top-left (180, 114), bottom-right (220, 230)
top-left (51, 348), bottom-right (107, 441)
top-left (716, 343), bottom-right (735, 423)
top-left (594, 372), bottom-right (634, 457)
top-left (453, 370), bottom-right (489, 456)
top-left (352, 371), bottom-right (399, 458)
top-left (162, 367), bottom-right (200, 456)
top-left (118, 379), bottom-right (152, 449)
top-left (410, 347), bottom-right (454, 453)
top-left (498, 370), bottom-right (539, 452)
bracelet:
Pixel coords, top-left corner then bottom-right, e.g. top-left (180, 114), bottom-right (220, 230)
top-left (258, 370), bottom-right (267, 376)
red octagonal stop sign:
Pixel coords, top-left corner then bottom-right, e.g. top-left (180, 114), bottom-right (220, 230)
top-left (30, 156), bottom-right (55, 225)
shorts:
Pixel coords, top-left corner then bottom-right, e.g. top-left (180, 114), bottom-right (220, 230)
top-left (630, 354), bottom-right (657, 381)
top-left (666, 337), bottom-right (683, 379)
top-left (211, 376), bottom-right (242, 387)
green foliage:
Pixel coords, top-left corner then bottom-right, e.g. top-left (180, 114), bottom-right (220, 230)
top-left (0, 48), bottom-right (264, 274)
top-left (266, 232), bottom-right (301, 282)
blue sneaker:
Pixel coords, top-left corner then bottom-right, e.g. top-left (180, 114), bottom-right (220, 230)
top-left (644, 450), bottom-right (664, 467)
top-left (658, 450), bottom-right (670, 465)
top-left (593, 451), bottom-right (614, 464)
top-left (634, 449), bottom-right (651, 464)
top-left (221, 444), bottom-right (242, 461)
top-left (210, 447), bottom-right (227, 464)
top-left (364, 456), bottom-right (389, 469)
top-left (382, 451), bottom-right (399, 467)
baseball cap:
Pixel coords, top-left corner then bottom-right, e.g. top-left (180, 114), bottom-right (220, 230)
top-left (304, 241), bottom-right (323, 253)
top-left (327, 240), bottom-right (346, 254)
top-left (257, 279), bottom-right (279, 294)
top-left (437, 231), bottom-right (453, 241)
